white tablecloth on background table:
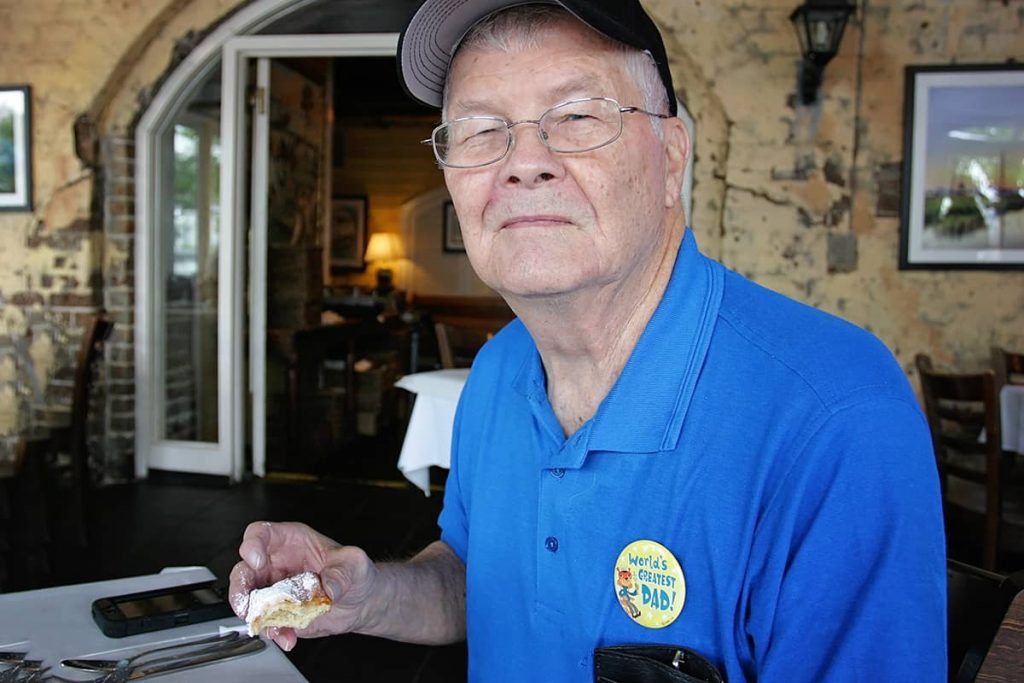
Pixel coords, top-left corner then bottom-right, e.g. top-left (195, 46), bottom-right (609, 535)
top-left (1002, 385), bottom-right (1024, 454)
top-left (395, 369), bottom-right (470, 496)
top-left (0, 567), bottom-right (305, 681)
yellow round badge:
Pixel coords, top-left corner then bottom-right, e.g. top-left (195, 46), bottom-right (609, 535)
top-left (613, 540), bottom-right (686, 628)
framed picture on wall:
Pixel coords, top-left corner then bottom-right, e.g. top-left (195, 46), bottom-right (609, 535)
top-left (0, 85), bottom-right (32, 212)
top-left (900, 64), bottom-right (1024, 270)
top-left (327, 195), bottom-right (367, 270)
top-left (443, 201), bottom-right (465, 253)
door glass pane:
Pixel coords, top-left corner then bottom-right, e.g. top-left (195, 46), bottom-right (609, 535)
top-left (162, 75), bottom-right (221, 442)
top-left (264, 59), bottom-right (330, 470)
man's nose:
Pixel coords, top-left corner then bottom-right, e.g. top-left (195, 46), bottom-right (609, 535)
top-left (501, 123), bottom-right (561, 187)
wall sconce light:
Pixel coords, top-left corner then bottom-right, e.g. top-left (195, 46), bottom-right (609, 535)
top-left (790, 0), bottom-right (855, 105)
top-left (364, 232), bottom-right (405, 295)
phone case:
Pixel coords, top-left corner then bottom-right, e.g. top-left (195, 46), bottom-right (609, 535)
top-left (91, 580), bottom-right (235, 638)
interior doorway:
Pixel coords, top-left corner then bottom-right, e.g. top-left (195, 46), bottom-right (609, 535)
top-left (134, 0), bottom-right (429, 482)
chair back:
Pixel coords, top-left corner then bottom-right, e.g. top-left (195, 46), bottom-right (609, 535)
top-left (947, 559), bottom-right (1024, 683)
top-left (947, 559), bottom-right (1009, 683)
top-left (68, 313), bottom-right (115, 460)
top-left (433, 319), bottom-right (499, 369)
top-left (53, 312), bottom-right (114, 512)
top-left (991, 346), bottom-right (1024, 390)
top-left (916, 353), bottom-right (1003, 569)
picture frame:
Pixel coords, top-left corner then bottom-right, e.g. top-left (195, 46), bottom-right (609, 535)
top-left (0, 85), bottom-right (32, 212)
top-left (442, 201), bottom-right (465, 253)
top-left (327, 195), bottom-right (367, 271)
top-left (900, 64), bottom-right (1024, 270)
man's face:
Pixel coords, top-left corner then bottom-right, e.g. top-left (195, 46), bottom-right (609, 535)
top-left (443, 18), bottom-right (686, 301)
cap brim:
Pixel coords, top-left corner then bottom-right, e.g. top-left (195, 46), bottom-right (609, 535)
top-left (399, 1), bottom-right (555, 109)
top-left (398, 0), bottom-right (677, 116)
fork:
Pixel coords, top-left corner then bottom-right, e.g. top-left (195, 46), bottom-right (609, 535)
top-left (85, 636), bottom-right (265, 682)
top-left (0, 660), bottom-right (42, 682)
top-left (60, 632), bottom-right (241, 672)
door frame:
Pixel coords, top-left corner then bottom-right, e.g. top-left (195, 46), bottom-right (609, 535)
top-left (135, 0), bottom-right (398, 481)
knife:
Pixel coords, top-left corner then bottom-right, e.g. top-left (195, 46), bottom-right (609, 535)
top-left (123, 636), bottom-right (266, 680)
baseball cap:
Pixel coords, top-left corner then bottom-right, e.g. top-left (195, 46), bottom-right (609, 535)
top-left (398, 0), bottom-right (678, 117)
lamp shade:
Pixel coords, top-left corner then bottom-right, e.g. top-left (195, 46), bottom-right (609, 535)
top-left (790, 0), bottom-right (855, 68)
top-left (364, 232), bottom-right (405, 262)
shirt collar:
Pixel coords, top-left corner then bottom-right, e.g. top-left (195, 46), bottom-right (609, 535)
top-left (588, 230), bottom-right (723, 453)
top-left (511, 230), bottom-right (724, 458)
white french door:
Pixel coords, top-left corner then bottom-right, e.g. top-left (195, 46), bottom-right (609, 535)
top-left (223, 35), bottom-right (398, 479)
top-left (136, 33), bottom-right (397, 482)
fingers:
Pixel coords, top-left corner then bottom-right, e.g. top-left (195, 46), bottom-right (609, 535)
top-left (231, 521), bottom-right (353, 645)
top-left (228, 560), bottom-right (256, 619)
top-left (238, 521), bottom-right (276, 574)
top-left (232, 521), bottom-right (298, 621)
top-left (320, 545), bottom-right (374, 603)
top-left (266, 627), bottom-right (298, 652)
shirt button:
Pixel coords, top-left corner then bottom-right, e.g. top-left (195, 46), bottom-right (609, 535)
top-left (551, 468), bottom-right (565, 478)
top-left (544, 536), bottom-right (559, 553)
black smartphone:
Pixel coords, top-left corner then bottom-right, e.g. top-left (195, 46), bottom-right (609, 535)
top-left (91, 580), bottom-right (235, 638)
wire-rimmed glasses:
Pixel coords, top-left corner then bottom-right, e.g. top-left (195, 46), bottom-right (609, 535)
top-left (422, 97), bottom-right (670, 169)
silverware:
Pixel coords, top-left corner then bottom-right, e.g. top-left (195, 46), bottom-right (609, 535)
top-left (61, 632), bottom-right (241, 672)
top-left (0, 659), bottom-right (42, 682)
top-left (106, 637), bottom-right (266, 681)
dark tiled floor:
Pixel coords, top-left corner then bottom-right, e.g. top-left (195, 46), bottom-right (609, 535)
top-left (7, 433), bottom-right (467, 683)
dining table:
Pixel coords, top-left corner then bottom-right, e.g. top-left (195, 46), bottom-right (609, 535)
top-left (394, 369), bottom-right (470, 496)
top-left (0, 566), bottom-right (305, 681)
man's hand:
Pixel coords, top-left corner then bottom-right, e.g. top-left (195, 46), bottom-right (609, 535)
top-left (229, 521), bottom-right (379, 651)
top-left (229, 523), bottom-right (466, 651)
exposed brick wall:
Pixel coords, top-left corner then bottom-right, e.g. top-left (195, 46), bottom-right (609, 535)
top-left (100, 135), bottom-right (136, 483)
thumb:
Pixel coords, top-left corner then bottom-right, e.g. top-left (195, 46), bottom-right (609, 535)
top-left (322, 567), bottom-right (346, 602)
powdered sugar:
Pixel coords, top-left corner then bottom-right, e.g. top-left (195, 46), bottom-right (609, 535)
top-left (245, 571), bottom-right (324, 634)
top-left (231, 588), bottom-right (250, 617)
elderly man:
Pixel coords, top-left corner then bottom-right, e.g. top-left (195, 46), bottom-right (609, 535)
top-left (231, 1), bottom-right (946, 680)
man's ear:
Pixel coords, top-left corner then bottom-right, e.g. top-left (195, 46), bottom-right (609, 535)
top-left (662, 118), bottom-right (690, 209)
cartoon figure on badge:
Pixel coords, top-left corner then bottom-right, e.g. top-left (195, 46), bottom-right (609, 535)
top-left (616, 568), bottom-right (642, 619)
top-left (613, 540), bottom-right (686, 628)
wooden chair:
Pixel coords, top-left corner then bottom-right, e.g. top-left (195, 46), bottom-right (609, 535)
top-left (917, 354), bottom-right (1004, 569)
top-left (49, 312), bottom-right (114, 547)
top-left (947, 559), bottom-right (1024, 682)
top-left (991, 346), bottom-right (1024, 390)
top-left (434, 320), bottom-right (497, 369)
top-left (0, 437), bottom-right (52, 591)
top-left (410, 295), bottom-right (514, 369)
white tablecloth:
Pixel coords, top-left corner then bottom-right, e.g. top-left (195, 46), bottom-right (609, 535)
top-left (1002, 385), bottom-right (1024, 454)
top-left (395, 369), bottom-right (470, 496)
top-left (0, 567), bottom-right (304, 681)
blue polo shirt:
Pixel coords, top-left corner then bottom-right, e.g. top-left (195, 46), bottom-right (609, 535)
top-left (439, 231), bottom-right (946, 682)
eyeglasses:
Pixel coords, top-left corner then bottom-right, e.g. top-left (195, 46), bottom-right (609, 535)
top-left (422, 97), bottom-right (670, 169)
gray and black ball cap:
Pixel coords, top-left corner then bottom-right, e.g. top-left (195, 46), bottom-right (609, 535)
top-left (398, 0), bottom-right (678, 117)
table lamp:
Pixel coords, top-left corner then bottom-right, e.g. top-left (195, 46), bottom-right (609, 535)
top-left (364, 232), bottom-right (404, 295)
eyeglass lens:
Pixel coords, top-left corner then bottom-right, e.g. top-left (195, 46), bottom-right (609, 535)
top-left (434, 98), bottom-right (625, 168)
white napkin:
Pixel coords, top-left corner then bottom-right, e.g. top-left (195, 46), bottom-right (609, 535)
top-left (1002, 385), bottom-right (1024, 454)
